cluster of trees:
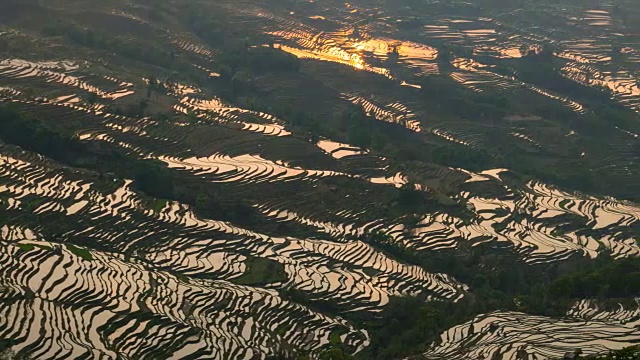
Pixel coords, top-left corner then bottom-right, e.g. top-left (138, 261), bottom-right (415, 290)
top-left (361, 296), bottom-right (452, 359)
top-left (223, 46), bottom-right (301, 76)
top-left (0, 349), bottom-right (17, 360)
top-left (550, 259), bottom-right (640, 299)
top-left (43, 22), bottom-right (177, 70)
top-left (266, 347), bottom-right (353, 360)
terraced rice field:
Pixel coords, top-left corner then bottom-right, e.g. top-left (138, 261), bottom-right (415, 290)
top-left (0, 0), bottom-right (639, 359)
top-left (424, 300), bottom-right (640, 360)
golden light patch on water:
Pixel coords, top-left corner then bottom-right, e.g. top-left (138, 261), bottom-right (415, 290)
top-left (562, 65), bottom-right (640, 102)
top-left (53, 95), bottom-right (81, 104)
top-left (401, 81), bottom-right (422, 89)
top-left (240, 123), bottom-right (291, 137)
top-left (499, 48), bottom-right (525, 58)
top-left (66, 200), bottom-right (88, 215)
top-left (0, 59), bottom-right (79, 71)
top-left (600, 76), bottom-right (639, 97)
top-left (557, 51), bottom-right (593, 64)
top-left (451, 57), bottom-right (491, 72)
top-left (352, 55), bottom-right (365, 69)
top-left (558, 39), bottom-right (614, 64)
top-left (0, 59), bottom-right (129, 100)
top-left (177, 96), bottom-right (230, 112)
top-left (1, 225), bottom-right (38, 241)
top-left (342, 94), bottom-right (422, 132)
top-left (425, 304), bottom-right (640, 360)
top-left (107, 90), bottom-right (135, 100)
top-left (587, 21), bottom-right (611, 26)
top-left (582, 9), bottom-right (612, 26)
top-left (173, 84), bottom-right (199, 96)
top-left (317, 139), bottom-right (351, 153)
top-left (317, 139), bottom-right (367, 159)
top-left (156, 153), bottom-right (344, 183)
top-left (479, 168), bottom-right (510, 180)
top-left (351, 38), bottom-right (438, 68)
top-left (266, 23), bottom-right (400, 75)
top-left (193, 64), bottom-right (221, 77)
top-left (396, 42), bottom-right (438, 60)
top-left (455, 168), bottom-right (491, 183)
top-left (474, 45), bottom-right (527, 59)
top-left (462, 29), bottom-right (497, 37)
top-left (351, 39), bottom-right (390, 57)
top-left (511, 132), bottom-right (540, 147)
top-left (432, 129), bottom-right (471, 147)
top-left (277, 44), bottom-right (390, 75)
top-left (585, 9), bottom-right (609, 14)
top-left (368, 172), bottom-right (407, 188)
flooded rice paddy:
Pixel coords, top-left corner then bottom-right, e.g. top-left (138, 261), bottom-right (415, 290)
top-left (424, 299), bottom-right (640, 360)
top-left (0, 0), bottom-right (639, 358)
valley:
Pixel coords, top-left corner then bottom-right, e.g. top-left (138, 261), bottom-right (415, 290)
top-left (0, 0), bottom-right (638, 359)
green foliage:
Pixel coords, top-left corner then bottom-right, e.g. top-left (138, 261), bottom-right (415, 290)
top-left (183, 7), bottom-right (300, 77)
top-left (319, 348), bottom-right (353, 360)
top-left (65, 244), bottom-right (93, 261)
top-left (233, 256), bottom-right (287, 286)
top-left (432, 144), bottom-right (492, 171)
top-left (266, 353), bottom-right (309, 360)
top-left (362, 296), bottom-right (453, 359)
top-left (15, 243), bottom-right (35, 252)
top-left (265, 346), bottom-right (352, 360)
top-left (149, 199), bottom-right (168, 213)
top-left (134, 165), bottom-right (174, 200)
top-left (550, 259), bottom-right (640, 299)
top-left (14, 243), bottom-right (52, 252)
top-left (329, 332), bottom-right (342, 346)
top-left (0, 349), bottom-right (15, 360)
top-left (0, 105), bottom-right (84, 165)
top-left (48, 24), bottom-right (176, 69)
top-left (397, 183), bottom-right (427, 212)
top-left (85, 92), bottom-right (99, 105)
